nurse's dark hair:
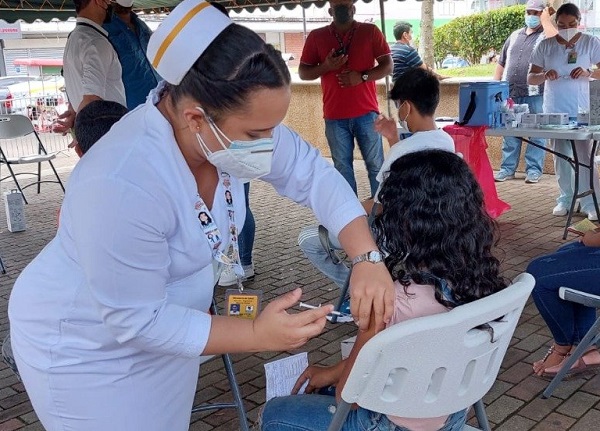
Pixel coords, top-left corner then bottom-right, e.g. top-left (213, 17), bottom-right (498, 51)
top-left (373, 150), bottom-right (507, 308)
top-left (556, 3), bottom-right (581, 21)
top-left (169, 24), bottom-right (291, 120)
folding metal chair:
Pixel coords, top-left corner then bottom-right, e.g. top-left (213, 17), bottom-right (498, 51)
top-left (191, 299), bottom-right (250, 431)
top-left (327, 273), bottom-right (535, 431)
top-left (542, 287), bottom-right (600, 399)
top-left (0, 114), bottom-right (65, 204)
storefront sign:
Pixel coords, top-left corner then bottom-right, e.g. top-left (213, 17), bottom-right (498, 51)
top-left (0, 21), bottom-right (22, 40)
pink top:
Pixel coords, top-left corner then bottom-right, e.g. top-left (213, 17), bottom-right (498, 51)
top-left (386, 281), bottom-right (450, 431)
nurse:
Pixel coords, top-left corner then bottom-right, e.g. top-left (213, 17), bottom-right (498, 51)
top-left (527, 2), bottom-right (600, 221)
top-left (7, 1), bottom-right (395, 430)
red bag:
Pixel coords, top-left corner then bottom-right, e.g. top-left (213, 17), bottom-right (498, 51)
top-left (443, 125), bottom-right (511, 219)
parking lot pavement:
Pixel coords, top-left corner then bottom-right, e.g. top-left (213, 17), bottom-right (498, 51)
top-left (0, 156), bottom-right (598, 430)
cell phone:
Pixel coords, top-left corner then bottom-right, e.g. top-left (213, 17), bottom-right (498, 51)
top-left (333, 47), bottom-right (346, 57)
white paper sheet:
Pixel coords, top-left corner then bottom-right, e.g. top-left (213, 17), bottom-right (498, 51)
top-left (264, 352), bottom-right (308, 401)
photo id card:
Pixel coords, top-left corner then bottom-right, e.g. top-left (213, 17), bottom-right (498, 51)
top-left (225, 289), bottom-right (263, 319)
top-left (568, 50), bottom-right (578, 64)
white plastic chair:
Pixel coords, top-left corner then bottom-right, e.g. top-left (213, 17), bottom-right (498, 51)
top-left (542, 287), bottom-right (600, 399)
top-left (327, 273), bottom-right (535, 431)
top-left (0, 114), bottom-right (65, 203)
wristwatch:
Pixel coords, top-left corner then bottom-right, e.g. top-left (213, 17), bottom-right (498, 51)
top-left (351, 250), bottom-right (383, 267)
top-left (361, 71), bottom-right (369, 82)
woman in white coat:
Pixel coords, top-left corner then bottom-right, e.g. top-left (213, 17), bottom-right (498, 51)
top-left (528, 2), bottom-right (600, 220)
top-left (7, 1), bottom-right (395, 430)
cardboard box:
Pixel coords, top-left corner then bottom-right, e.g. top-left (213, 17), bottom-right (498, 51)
top-left (536, 114), bottom-right (551, 125)
top-left (500, 112), bottom-right (515, 126)
top-left (578, 112), bottom-right (590, 126)
top-left (521, 113), bottom-right (537, 124)
top-left (341, 336), bottom-right (356, 360)
top-left (548, 113), bottom-right (569, 125)
top-left (4, 190), bottom-right (26, 232)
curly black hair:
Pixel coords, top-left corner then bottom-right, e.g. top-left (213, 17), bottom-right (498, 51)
top-left (373, 149), bottom-right (507, 308)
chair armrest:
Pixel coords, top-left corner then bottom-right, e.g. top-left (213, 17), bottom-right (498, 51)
top-left (559, 287), bottom-right (600, 308)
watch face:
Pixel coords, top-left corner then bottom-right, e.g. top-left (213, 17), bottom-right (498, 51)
top-left (368, 251), bottom-right (382, 262)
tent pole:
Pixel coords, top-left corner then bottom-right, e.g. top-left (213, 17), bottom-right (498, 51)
top-left (378, 0), bottom-right (391, 117)
top-left (0, 39), bottom-right (7, 77)
top-left (302, 4), bottom-right (308, 40)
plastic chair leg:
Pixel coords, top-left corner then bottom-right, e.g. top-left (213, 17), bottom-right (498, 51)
top-left (473, 399), bottom-right (491, 431)
top-left (543, 318), bottom-right (600, 399)
top-left (326, 400), bottom-right (351, 431)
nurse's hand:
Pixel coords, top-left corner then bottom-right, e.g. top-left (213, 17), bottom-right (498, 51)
top-left (253, 288), bottom-right (331, 351)
top-left (349, 262), bottom-right (395, 332)
top-left (544, 69), bottom-right (559, 81)
top-left (570, 67), bottom-right (592, 79)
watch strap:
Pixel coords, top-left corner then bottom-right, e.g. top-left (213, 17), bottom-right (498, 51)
top-left (351, 250), bottom-right (382, 266)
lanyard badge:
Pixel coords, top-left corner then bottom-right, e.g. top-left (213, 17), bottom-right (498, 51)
top-left (195, 172), bottom-right (262, 318)
top-left (568, 50), bottom-right (578, 64)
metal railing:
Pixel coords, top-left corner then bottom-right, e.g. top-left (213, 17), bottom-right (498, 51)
top-left (0, 94), bottom-right (71, 157)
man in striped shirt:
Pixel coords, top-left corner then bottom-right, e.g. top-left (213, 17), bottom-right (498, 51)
top-left (391, 21), bottom-right (425, 82)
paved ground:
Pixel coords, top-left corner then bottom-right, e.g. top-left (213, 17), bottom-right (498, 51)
top-left (0, 151), bottom-right (600, 431)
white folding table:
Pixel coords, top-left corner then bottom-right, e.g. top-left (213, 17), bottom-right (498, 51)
top-left (486, 127), bottom-right (599, 239)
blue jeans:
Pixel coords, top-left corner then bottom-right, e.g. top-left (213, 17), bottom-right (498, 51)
top-left (261, 394), bottom-right (468, 431)
top-left (499, 96), bottom-right (546, 176)
top-left (325, 112), bottom-right (384, 197)
top-left (528, 242), bottom-right (600, 346)
top-left (298, 225), bottom-right (349, 289)
top-left (238, 182), bottom-right (255, 266)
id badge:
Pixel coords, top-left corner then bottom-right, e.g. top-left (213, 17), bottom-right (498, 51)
top-left (568, 50), bottom-right (578, 64)
top-left (225, 289), bottom-right (262, 319)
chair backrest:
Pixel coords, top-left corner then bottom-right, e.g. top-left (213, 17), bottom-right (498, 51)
top-left (0, 115), bottom-right (36, 140)
top-left (340, 272), bottom-right (535, 419)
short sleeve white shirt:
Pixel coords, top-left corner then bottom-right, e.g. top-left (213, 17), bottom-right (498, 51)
top-left (63, 17), bottom-right (126, 112)
top-left (374, 129), bottom-right (455, 202)
top-left (530, 33), bottom-right (600, 116)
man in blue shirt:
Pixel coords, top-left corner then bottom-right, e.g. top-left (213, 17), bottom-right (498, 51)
top-left (391, 22), bottom-right (424, 82)
top-left (103, 0), bottom-right (160, 110)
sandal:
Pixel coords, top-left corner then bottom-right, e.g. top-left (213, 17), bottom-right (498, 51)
top-left (543, 348), bottom-right (600, 378)
top-left (532, 344), bottom-right (571, 376)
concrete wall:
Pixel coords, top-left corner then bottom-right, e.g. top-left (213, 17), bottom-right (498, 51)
top-left (284, 77), bottom-right (555, 175)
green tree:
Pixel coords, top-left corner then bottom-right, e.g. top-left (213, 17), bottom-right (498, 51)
top-left (433, 5), bottom-right (526, 65)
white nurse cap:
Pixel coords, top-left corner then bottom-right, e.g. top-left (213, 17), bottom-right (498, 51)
top-left (147, 0), bottom-right (233, 85)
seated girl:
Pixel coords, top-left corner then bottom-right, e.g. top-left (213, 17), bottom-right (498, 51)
top-left (260, 149), bottom-right (508, 431)
top-left (528, 230), bottom-right (600, 377)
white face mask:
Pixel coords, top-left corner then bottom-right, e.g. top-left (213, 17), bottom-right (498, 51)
top-left (559, 28), bottom-right (579, 42)
top-left (398, 101), bottom-right (410, 133)
top-left (195, 107), bottom-right (274, 182)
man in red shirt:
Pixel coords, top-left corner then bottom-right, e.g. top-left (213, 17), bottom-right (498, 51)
top-left (299, 0), bottom-right (392, 197)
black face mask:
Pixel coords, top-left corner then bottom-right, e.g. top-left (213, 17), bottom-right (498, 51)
top-left (103, 4), bottom-right (113, 24)
top-left (333, 5), bottom-right (352, 25)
